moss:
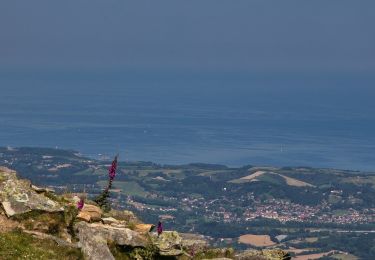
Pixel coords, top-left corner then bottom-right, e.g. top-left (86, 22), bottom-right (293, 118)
top-left (13, 210), bottom-right (67, 236)
top-left (109, 243), bottom-right (159, 260)
top-left (129, 246), bottom-right (158, 260)
top-left (127, 222), bottom-right (137, 230)
top-left (64, 205), bottom-right (79, 235)
top-left (192, 247), bottom-right (235, 259)
top-left (0, 229), bottom-right (83, 260)
top-left (44, 192), bottom-right (69, 204)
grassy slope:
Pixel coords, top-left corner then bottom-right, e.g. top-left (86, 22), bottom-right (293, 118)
top-left (0, 229), bottom-right (82, 260)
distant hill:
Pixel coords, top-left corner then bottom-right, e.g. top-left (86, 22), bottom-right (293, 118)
top-left (228, 170), bottom-right (315, 187)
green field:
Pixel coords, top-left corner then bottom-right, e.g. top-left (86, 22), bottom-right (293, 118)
top-left (97, 180), bottom-right (148, 197)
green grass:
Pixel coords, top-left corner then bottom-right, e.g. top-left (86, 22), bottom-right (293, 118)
top-left (328, 194), bottom-right (342, 204)
top-left (97, 181), bottom-right (148, 197)
top-left (74, 168), bottom-right (94, 176)
top-left (0, 229), bottom-right (82, 260)
top-left (257, 173), bottom-right (286, 186)
top-left (198, 170), bottom-right (231, 177)
top-left (332, 253), bottom-right (358, 260)
top-left (333, 209), bottom-right (349, 216)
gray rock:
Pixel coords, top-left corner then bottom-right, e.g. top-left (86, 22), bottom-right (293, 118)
top-left (101, 217), bottom-right (119, 225)
top-left (75, 221), bottom-right (149, 260)
top-left (0, 167), bottom-right (63, 217)
top-left (152, 231), bottom-right (184, 256)
top-left (31, 184), bottom-right (55, 194)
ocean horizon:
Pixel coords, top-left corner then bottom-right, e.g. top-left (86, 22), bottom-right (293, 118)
top-left (1, 70), bottom-right (374, 171)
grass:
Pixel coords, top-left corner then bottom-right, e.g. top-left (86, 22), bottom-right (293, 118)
top-left (304, 237), bottom-right (319, 243)
top-left (193, 248), bottom-right (235, 259)
top-left (328, 194), bottom-right (342, 204)
top-left (97, 181), bottom-right (148, 197)
top-left (341, 176), bottom-right (375, 187)
top-left (74, 168), bottom-right (95, 176)
top-left (198, 170), bottom-right (231, 177)
top-left (0, 229), bottom-right (82, 260)
top-left (332, 253), bottom-right (359, 260)
top-left (135, 169), bottom-right (185, 179)
top-left (238, 234), bottom-right (276, 247)
top-left (333, 209), bottom-right (349, 216)
top-left (256, 173), bottom-right (286, 186)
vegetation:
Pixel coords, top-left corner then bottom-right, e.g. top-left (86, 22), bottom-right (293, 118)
top-left (0, 229), bottom-right (82, 260)
top-left (1, 147), bottom-right (375, 259)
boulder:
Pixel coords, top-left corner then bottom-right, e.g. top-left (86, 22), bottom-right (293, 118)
top-left (76, 204), bottom-right (102, 222)
top-left (153, 231), bottom-right (184, 256)
top-left (76, 211), bottom-right (91, 222)
top-left (134, 223), bottom-right (155, 233)
top-left (75, 221), bottom-right (150, 260)
top-left (101, 217), bottom-right (119, 225)
top-left (0, 167), bottom-right (63, 217)
top-left (31, 184), bottom-right (55, 194)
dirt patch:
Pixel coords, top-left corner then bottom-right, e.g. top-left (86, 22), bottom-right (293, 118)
top-left (282, 175), bottom-right (314, 187)
top-left (240, 171), bottom-right (266, 180)
top-left (0, 214), bottom-right (19, 233)
top-left (229, 171), bottom-right (314, 187)
top-left (238, 234), bottom-right (276, 247)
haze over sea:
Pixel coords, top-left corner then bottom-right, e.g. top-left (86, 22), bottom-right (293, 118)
top-left (1, 70), bottom-right (374, 171)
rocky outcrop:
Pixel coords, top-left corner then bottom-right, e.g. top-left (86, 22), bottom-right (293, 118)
top-left (75, 221), bottom-right (150, 260)
top-left (235, 249), bottom-right (291, 260)
top-left (76, 204), bottom-right (102, 222)
top-left (134, 223), bottom-right (155, 233)
top-left (152, 231), bottom-right (184, 256)
top-left (104, 209), bottom-right (140, 224)
top-left (0, 167), bottom-right (63, 217)
top-left (31, 184), bottom-right (55, 194)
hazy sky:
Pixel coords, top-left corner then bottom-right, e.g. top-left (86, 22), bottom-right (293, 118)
top-left (1, 0), bottom-right (374, 73)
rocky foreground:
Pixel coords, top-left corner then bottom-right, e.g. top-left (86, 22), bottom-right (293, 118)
top-left (0, 167), bottom-right (290, 260)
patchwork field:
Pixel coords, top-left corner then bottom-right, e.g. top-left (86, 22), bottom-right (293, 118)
top-left (97, 180), bottom-right (148, 197)
top-left (238, 234), bottom-right (276, 247)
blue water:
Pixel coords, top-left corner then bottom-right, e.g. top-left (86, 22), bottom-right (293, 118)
top-left (1, 70), bottom-right (374, 171)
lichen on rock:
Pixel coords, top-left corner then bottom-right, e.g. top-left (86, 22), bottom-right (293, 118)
top-left (0, 167), bottom-right (63, 217)
top-left (75, 221), bottom-right (150, 260)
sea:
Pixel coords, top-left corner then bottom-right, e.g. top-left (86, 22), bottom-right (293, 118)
top-left (1, 69), bottom-right (374, 171)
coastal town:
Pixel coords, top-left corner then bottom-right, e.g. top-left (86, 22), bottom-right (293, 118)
top-left (118, 192), bottom-right (375, 227)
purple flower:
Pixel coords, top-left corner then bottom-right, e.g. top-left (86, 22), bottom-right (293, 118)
top-left (77, 198), bottom-right (84, 210)
top-left (108, 156), bottom-right (118, 181)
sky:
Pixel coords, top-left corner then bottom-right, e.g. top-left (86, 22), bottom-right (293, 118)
top-left (0, 1), bottom-right (375, 169)
top-left (1, 0), bottom-right (374, 73)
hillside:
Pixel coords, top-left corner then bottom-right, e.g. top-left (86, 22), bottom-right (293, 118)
top-left (0, 166), bottom-right (290, 260)
top-left (1, 147), bottom-right (375, 259)
top-left (228, 170), bottom-right (315, 187)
